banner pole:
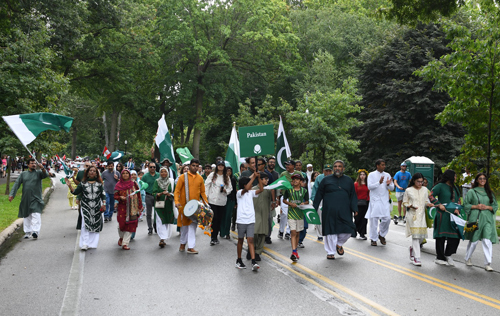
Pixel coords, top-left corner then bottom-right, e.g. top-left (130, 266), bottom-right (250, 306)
top-left (23, 144), bottom-right (40, 165)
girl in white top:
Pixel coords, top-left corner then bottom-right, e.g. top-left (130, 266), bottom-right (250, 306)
top-left (403, 172), bottom-right (435, 266)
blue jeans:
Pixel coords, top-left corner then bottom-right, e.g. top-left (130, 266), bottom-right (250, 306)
top-left (299, 215), bottom-right (308, 243)
top-left (104, 192), bottom-right (114, 219)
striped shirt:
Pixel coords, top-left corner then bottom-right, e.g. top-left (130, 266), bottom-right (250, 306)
top-left (283, 187), bottom-right (309, 220)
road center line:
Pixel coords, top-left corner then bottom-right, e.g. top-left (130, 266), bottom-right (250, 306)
top-left (59, 231), bottom-right (84, 316)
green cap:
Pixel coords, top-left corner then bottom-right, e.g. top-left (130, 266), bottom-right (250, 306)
top-left (323, 164), bottom-right (333, 170)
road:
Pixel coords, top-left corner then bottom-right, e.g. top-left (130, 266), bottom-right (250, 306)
top-left (1, 175), bottom-right (500, 316)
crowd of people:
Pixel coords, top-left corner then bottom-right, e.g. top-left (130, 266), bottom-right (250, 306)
top-left (7, 153), bottom-right (498, 273)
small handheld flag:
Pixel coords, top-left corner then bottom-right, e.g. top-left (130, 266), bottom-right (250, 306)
top-left (297, 204), bottom-right (321, 225)
top-left (103, 146), bottom-right (112, 160)
top-left (264, 176), bottom-right (292, 190)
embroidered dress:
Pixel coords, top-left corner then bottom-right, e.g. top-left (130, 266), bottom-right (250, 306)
top-left (72, 182), bottom-right (105, 233)
top-left (402, 186), bottom-right (430, 239)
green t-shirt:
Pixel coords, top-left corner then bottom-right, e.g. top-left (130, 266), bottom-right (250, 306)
top-left (141, 172), bottom-right (159, 194)
top-left (283, 187), bottom-right (309, 220)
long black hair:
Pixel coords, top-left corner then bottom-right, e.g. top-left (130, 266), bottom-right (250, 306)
top-left (214, 163), bottom-right (229, 185)
top-left (439, 169), bottom-right (458, 201)
top-left (409, 173), bottom-right (424, 188)
top-left (472, 173), bottom-right (494, 204)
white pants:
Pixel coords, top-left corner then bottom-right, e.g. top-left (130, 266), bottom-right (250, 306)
top-left (465, 239), bottom-right (493, 265)
top-left (315, 202), bottom-right (323, 238)
top-left (180, 222), bottom-right (197, 249)
top-left (368, 217), bottom-right (391, 242)
top-left (324, 234), bottom-right (351, 255)
top-left (412, 238), bottom-right (423, 259)
top-left (156, 212), bottom-right (173, 240)
top-left (279, 198), bottom-right (290, 234)
top-left (23, 213), bottom-right (41, 234)
top-left (118, 227), bottom-right (132, 246)
top-left (80, 222), bottom-right (100, 249)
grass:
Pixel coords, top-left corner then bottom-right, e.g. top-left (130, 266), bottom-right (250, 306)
top-left (0, 178), bottom-right (52, 232)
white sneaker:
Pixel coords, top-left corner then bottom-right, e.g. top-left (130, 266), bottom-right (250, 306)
top-left (81, 245), bottom-right (88, 251)
top-left (485, 264), bottom-right (493, 271)
top-left (23, 233), bottom-right (31, 239)
top-left (412, 258), bottom-right (422, 266)
top-left (466, 258), bottom-right (472, 266)
top-left (434, 259), bottom-right (448, 265)
top-left (445, 256), bottom-right (455, 266)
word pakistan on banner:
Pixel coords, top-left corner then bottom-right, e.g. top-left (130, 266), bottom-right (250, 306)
top-left (238, 124), bottom-right (275, 157)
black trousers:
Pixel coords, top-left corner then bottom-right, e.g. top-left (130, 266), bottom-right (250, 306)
top-left (210, 204), bottom-right (226, 240)
top-left (355, 203), bottom-right (369, 236)
top-left (435, 237), bottom-right (460, 260)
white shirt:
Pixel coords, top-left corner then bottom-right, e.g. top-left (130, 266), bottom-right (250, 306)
top-left (236, 190), bottom-right (259, 224)
top-left (365, 170), bottom-right (394, 219)
top-left (205, 172), bottom-right (233, 206)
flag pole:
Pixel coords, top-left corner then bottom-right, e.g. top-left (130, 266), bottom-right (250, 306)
top-left (23, 144), bottom-right (40, 165)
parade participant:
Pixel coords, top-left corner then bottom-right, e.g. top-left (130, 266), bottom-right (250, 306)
top-left (310, 164), bottom-right (334, 242)
top-left (129, 170), bottom-right (142, 238)
top-left (265, 157), bottom-right (279, 244)
top-left (159, 158), bottom-right (175, 179)
top-left (247, 172), bottom-right (271, 261)
top-left (306, 164), bottom-right (314, 184)
top-left (9, 158), bottom-right (48, 239)
top-left (66, 167), bottom-right (79, 210)
top-left (394, 162), bottom-right (412, 224)
top-left (137, 171), bottom-right (147, 222)
top-left (142, 162), bottom-right (159, 235)
top-left (280, 160), bottom-right (302, 183)
top-left (241, 157), bottom-right (259, 186)
top-left (220, 166), bottom-right (237, 239)
top-left (283, 174), bottom-right (309, 262)
top-left (313, 160), bottom-right (357, 259)
top-left (235, 173), bottom-right (264, 270)
top-left (202, 164), bottom-right (212, 181)
top-left (73, 161), bottom-right (91, 185)
top-left (309, 171), bottom-right (319, 198)
top-left (176, 164), bottom-right (189, 184)
top-left (174, 159), bottom-right (208, 254)
top-left (462, 167), bottom-right (473, 198)
top-left (125, 157), bottom-right (135, 170)
top-left (402, 173), bottom-right (434, 266)
top-left (152, 167), bottom-right (175, 248)
top-left (278, 160), bottom-right (302, 240)
top-left (114, 169), bottom-right (143, 250)
top-left (101, 162), bottom-right (120, 222)
top-left (431, 169), bottom-right (462, 265)
top-left (354, 169), bottom-right (370, 240)
top-left (234, 162), bottom-right (247, 180)
top-left (66, 166), bottom-right (105, 251)
top-left (205, 161), bottom-right (233, 246)
top-left (365, 159), bottom-right (394, 246)
top-left (294, 161), bottom-right (308, 188)
top-left (463, 173), bottom-right (498, 271)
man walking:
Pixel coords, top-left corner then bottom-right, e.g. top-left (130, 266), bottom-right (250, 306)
top-left (266, 157), bottom-right (279, 244)
top-left (247, 172), bottom-right (272, 261)
top-left (313, 160), bottom-right (357, 259)
top-left (101, 163), bottom-right (119, 222)
top-left (393, 162), bottom-right (411, 224)
top-left (142, 161), bottom-right (159, 235)
top-left (125, 157), bottom-right (135, 170)
top-left (365, 159), bottom-right (394, 246)
top-left (310, 164), bottom-right (334, 241)
top-left (9, 158), bottom-right (48, 239)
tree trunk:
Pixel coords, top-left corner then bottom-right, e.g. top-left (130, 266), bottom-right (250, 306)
top-left (116, 111), bottom-right (122, 150)
top-left (109, 109), bottom-right (119, 152)
top-left (180, 120), bottom-right (185, 145)
top-left (71, 126), bottom-right (77, 159)
top-left (4, 157), bottom-right (11, 195)
top-left (102, 112), bottom-right (109, 146)
top-left (185, 122), bottom-right (194, 145)
top-left (487, 83), bottom-right (494, 177)
top-left (192, 86), bottom-right (205, 158)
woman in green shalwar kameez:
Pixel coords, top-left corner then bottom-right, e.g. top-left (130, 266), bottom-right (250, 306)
top-left (152, 167), bottom-right (175, 248)
top-left (463, 173), bottom-right (498, 271)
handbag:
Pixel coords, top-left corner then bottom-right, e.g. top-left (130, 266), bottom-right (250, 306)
top-left (357, 199), bottom-right (368, 206)
top-left (465, 189), bottom-right (481, 233)
top-left (155, 200), bottom-right (165, 208)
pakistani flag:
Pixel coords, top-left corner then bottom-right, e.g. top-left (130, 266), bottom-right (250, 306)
top-left (264, 175), bottom-right (293, 190)
top-left (176, 147), bottom-right (194, 164)
top-left (450, 214), bottom-right (466, 240)
top-left (156, 114), bottom-right (177, 179)
top-left (275, 116), bottom-right (291, 174)
top-left (225, 124), bottom-right (240, 171)
top-left (2, 113), bottom-right (73, 146)
top-left (108, 151), bottom-right (125, 162)
top-left (55, 155), bottom-right (73, 177)
top-left (298, 204), bottom-right (321, 225)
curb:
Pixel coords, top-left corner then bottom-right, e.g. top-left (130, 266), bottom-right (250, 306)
top-left (0, 176), bottom-right (56, 247)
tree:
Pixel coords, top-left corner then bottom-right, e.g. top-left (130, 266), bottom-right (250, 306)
top-left (416, 5), bottom-right (500, 185)
top-left (353, 23), bottom-right (464, 175)
top-left (381, 0), bottom-right (466, 25)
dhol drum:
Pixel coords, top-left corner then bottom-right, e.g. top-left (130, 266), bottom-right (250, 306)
top-left (184, 200), bottom-right (213, 224)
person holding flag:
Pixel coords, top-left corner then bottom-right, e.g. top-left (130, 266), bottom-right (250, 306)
top-left (313, 160), bottom-right (358, 260)
top-left (152, 167), bottom-right (176, 248)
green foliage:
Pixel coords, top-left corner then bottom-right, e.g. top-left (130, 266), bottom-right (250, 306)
top-left (382, 0), bottom-right (466, 25)
top-left (353, 23), bottom-right (464, 175)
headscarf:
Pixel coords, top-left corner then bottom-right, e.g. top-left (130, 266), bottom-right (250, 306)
top-left (114, 169), bottom-right (134, 191)
top-left (156, 167), bottom-right (171, 191)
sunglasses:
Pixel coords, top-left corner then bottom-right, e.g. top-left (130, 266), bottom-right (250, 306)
top-left (149, 166), bottom-right (156, 168)
top-left (258, 163), bottom-right (265, 166)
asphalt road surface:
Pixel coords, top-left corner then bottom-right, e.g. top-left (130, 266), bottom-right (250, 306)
top-left (1, 175), bottom-right (500, 316)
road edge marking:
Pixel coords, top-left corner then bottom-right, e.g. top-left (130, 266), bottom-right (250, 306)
top-left (59, 230), bottom-right (84, 316)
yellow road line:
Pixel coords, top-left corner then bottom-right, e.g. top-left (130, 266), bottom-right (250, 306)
top-left (303, 234), bottom-right (500, 310)
top-left (264, 247), bottom-right (400, 316)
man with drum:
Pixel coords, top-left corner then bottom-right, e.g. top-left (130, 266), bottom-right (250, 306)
top-left (174, 159), bottom-right (208, 254)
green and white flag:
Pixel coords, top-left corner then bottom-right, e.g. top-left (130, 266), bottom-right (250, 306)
top-left (275, 116), bottom-right (291, 174)
top-left (2, 113), bottom-right (74, 146)
top-left (298, 204), bottom-right (321, 225)
top-left (176, 147), bottom-right (194, 164)
top-left (264, 175), bottom-right (293, 190)
top-left (156, 114), bottom-right (177, 179)
top-left (225, 124), bottom-right (240, 171)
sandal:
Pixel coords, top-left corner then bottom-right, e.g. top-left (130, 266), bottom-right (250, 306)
top-left (336, 245), bottom-right (344, 256)
top-left (122, 245), bottom-right (130, 250)
top-left (118, 238), bottom-right (123, 247)
top-left (327, 254), bottom-right (335, 260)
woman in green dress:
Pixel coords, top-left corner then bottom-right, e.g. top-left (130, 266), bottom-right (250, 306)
top-left (431, 169), bottom-right (462, 266)
top-left (464, 173), bottom-right (498, 271)
top-left (66, 166), bottom-right (105, 251)
top-left (152, 167), bottom-right (175, 248)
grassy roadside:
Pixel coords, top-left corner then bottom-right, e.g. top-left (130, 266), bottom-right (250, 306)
top-left (0, 178), bottom-right (52, 232)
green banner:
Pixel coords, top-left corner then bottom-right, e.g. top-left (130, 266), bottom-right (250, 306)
top-left (238, 124), bottom-right (275, 157)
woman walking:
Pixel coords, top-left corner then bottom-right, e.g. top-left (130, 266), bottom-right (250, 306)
top-left (220, 166), bottom-right (237, 239)
top-left (66, 166), bottom-right (105, 251)
top-left (152, 167), bottom-right (175, 248)
top-left (66, 168), bottom-right (79, 210)
top-left (205, 161), bottom-right (233, 246)
top-left (464, 173), bottom-right (498, 271)
top-left (431, 170), bottom-right (462, 266)
top-left (354, 169), bottom-right (370, 240)
top-left (114, 169), bottom-right (143, 250)
top-left (403, 173), bottom-right (434, 266)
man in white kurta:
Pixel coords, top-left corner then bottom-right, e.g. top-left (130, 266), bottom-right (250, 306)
top-left (365, 159), bottom-right (394, 246)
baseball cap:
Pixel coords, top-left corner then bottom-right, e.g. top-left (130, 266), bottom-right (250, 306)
top-left (401, 162), bottom-right (407, 166)
top-left (291, 174), bottom-right (303, 180)
top-left (323, 164), bottom-right (333, 170)
top-left (284, 160), bottom-right (296, 166)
